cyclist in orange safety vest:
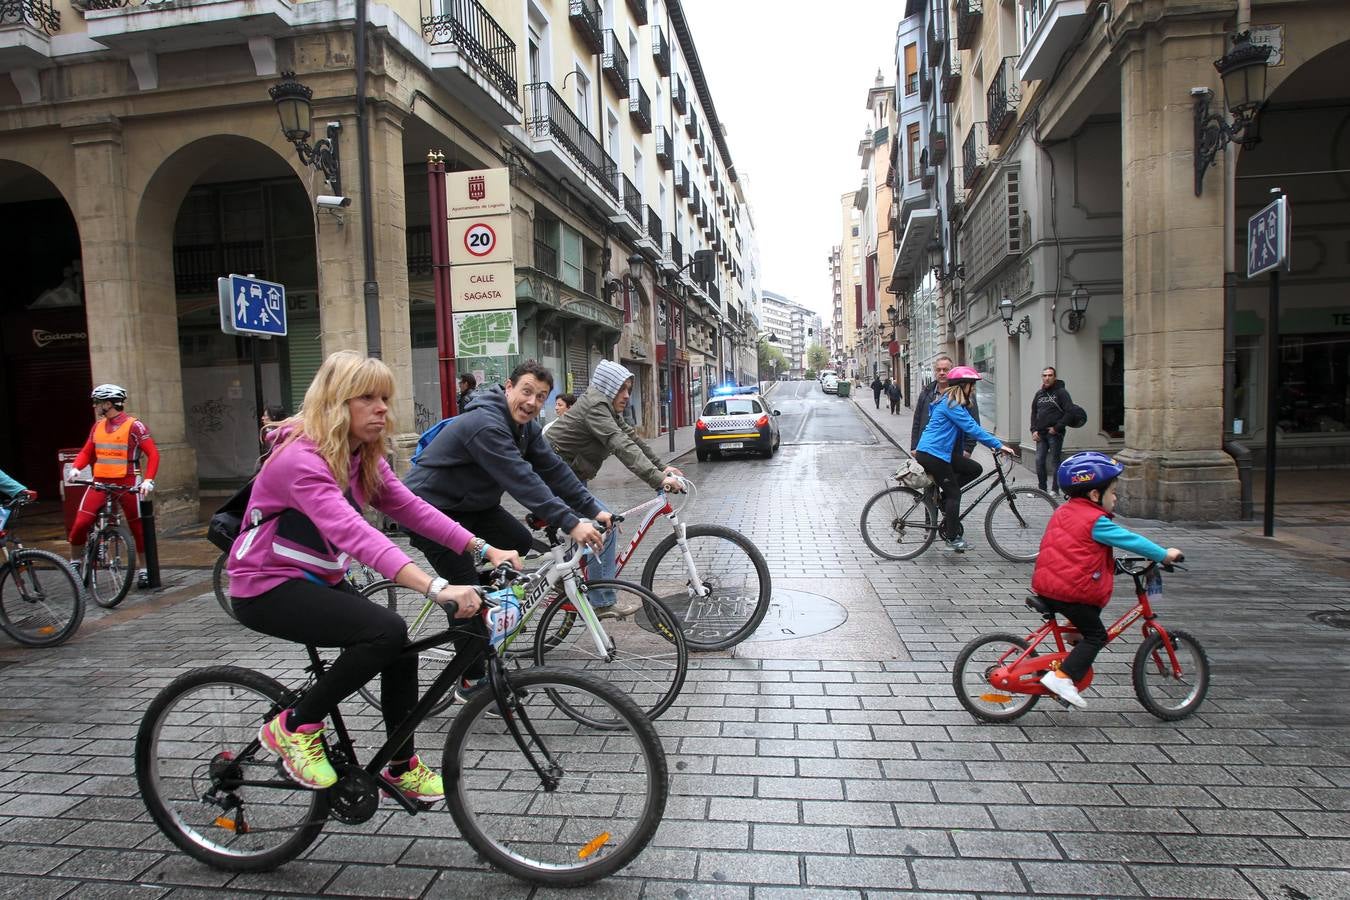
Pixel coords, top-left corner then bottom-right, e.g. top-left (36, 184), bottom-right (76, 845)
top-left (67, 384), bottom-right (160, 579)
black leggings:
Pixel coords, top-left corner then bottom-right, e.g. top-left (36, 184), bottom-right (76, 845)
top-left (915, 450), bottom-right (983, 540)
top-left (1040, 598), bottom-right (1108, 680)
top-left (234, 578), bottom-right (419, 761)
top-left (410, 505), bottom-right (534, 679)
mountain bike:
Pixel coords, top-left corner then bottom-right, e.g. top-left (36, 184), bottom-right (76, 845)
top-left (554, 477), bottom-right (770, 651)
top-left (71, 481), bottom-right (138, 607)
top-left (0, 493), bottom-right (84, 647)
top-left (360, 523), bottom-right (687, 721)
top-left (859, 451), bottom-right (1057, 562)
top-left (952, 557), bottom-right (1209, 722)
top-left (213, 554), bottom-right (380, 622)
top-left (136, 594), bottom-right (667, 885)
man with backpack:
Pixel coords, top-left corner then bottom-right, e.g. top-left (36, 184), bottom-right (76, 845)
top-left (1030, 366), bottom-right (1075, 497)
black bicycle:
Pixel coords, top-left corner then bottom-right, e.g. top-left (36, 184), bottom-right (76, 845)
top-left (135, 598), bottom-right (668, 886)
top-left (0, 493), bottom-right (84, 647)
top-left (860, 451), bottom-right (1058, 562)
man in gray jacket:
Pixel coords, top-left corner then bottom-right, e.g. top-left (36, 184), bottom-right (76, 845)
top-left (910, 354), bottom-right (980, 456)
top-left (547, 360), bottom-right (685, 609)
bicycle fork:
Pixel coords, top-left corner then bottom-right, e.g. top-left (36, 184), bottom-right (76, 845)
top-left (563, 575), bottom-right (618, 661)
top-left (670, 521), bottom-right (709, 598)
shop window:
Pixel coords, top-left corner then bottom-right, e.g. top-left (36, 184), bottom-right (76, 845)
top-left (972, 340), bottom-right (996, 425)
top-left (1101, 341), bottom-right (1124, 438)
top-left (1278, 333), bottom-right (1350, 433)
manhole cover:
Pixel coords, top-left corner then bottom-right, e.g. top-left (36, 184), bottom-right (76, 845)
top-left (1309, 610), bottom-right (1350, 630)
top-left (653, 589), bottom-right (848, 644)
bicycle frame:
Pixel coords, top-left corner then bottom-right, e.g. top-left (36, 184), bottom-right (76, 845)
top-left (607, 482), bottom-right (709, 598)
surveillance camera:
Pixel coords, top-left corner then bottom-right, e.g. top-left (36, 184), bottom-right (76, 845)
top-left (317, 195), bottom-right (352, 209)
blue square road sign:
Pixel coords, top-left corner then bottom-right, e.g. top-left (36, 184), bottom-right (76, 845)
top-left (227, 274), bottom-right (287, 337)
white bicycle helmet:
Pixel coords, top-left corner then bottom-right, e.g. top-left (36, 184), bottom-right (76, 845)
top-left (90, 383), bottom-right (128, 404)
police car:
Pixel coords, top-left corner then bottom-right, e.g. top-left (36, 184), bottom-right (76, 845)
top-left (694, 390), bottom-right (781, 461)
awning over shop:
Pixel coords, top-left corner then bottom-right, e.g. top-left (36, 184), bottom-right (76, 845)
top-left (887, 209), bottom-right (939, 293)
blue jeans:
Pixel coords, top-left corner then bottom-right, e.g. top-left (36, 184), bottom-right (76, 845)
top-left (1035, 430), bottom-right (1064, 492)
top-left (581, 491), bottom-right (620, 608)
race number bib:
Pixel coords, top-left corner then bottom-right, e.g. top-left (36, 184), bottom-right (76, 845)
top-left (485, 589), bottom-right (523, 649)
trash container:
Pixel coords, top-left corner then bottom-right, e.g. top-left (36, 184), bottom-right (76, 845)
top-left (58, 449), bottom-right (87, 537)
top-left (836, 380), bottom-right (851, 398)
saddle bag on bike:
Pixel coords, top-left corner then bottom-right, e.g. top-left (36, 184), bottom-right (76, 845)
top-left (894, 459), bottom-right (933, 491)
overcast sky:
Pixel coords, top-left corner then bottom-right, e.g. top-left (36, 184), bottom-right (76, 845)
top-left (681, 0), bottom-right (902, 324)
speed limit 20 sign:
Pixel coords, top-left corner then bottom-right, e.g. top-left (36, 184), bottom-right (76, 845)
top-left (449, 214), bottom-right (512, 265)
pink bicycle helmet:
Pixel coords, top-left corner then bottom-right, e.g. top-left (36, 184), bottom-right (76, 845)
top-left (946, 366), bottom-right (981, 384)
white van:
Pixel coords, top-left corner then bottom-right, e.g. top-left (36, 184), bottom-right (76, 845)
top-left (818, 369), bottom-right (837, 384)
top-left (821, 372), bottom-right (840, 394)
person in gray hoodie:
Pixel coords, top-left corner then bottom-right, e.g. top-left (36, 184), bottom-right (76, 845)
top-left (546, 359), bottom-right (685, 615)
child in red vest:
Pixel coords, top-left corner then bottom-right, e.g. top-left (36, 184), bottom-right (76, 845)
top-left (1031, 452), bottom-right (1182, 708)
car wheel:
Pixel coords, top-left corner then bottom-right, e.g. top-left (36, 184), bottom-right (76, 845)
top-left (696, 449), bottom-right (709, 462)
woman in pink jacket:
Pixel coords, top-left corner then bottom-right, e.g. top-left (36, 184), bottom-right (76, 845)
top-left (227, 351), bottom-right (520, 801)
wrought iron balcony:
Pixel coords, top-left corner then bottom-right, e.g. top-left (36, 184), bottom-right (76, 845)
top-left (655, 126), bottom-right (674, 169)
top-left (671, 74), bottom-right (687, 114)
top-left (568, 0), bottom-right (602, 52)
top-left (625, 0), bottom-right (647, 26)
top-left (941, 42), bottom-right (962, 103)
top-left (583, 267), bottom-right (598, 297)
top-left (646, 206), bottom-right (662, 244)
top-left (652, 24), bottom-right (670, 76)
top-left (533, 239), bottom-right (559, 278)
top-left (929, 116), bottom-right (947, 165)
top-left (925, 10), bottom-right (943, 64)
top-left (956, 0), bottom-right (982, 51)
top-left (173, 241), bottom-right (265, 295)
top-left (685, 104), bottom-right (698, 138)
top-left (919, 66), bottom-right (932, 102)
top-left (602, 30), bottom-right (629, 96)
top-left (700, 144), bottom-right (713, 174)
top-left (2, 0), bottom-right (59, 33)
top-left (629, 79), bottom-right (651, 132)
top-left (666, 232), bottom-right (683, 268)
top-left (407, 226), bottom-right (432, 277)
top-left (986, 56), bottom-right (1021, 143)
top-left (675, 162), bottom-right (690, 197)
top-left (689, 183), bottom-right (700, 211)
top-left (421, 0), bottom-right (518, 103)
top-left (617, 172), bottom-right (643, 224)
top-left (905, 72), bottom-right (919, 96)
top-left (524, 82), bottom-right (618, 198)
top-left (962, 121), bottom-right (988, 192)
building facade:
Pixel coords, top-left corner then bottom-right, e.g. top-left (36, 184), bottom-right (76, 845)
top-left (0, 0), bottom-right (757, 527)
top-left (761, 290), bottom-right (816, 378)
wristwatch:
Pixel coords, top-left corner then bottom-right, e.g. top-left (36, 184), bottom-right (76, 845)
top-left (425, 576), bottom-right (450, 599)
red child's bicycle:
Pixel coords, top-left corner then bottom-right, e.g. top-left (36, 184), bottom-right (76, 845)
top-left (953, 556), bottom-right (1210, 722)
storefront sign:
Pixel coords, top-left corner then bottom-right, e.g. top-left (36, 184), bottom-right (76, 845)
top-left (31, 329), bottom-right (87, 349)
top-left (450, 262), bottom-right (516, 312)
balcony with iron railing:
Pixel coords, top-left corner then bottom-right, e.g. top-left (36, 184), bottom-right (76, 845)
top-left (665, 232), bottom-right (683, 268)
top-left (625, 0), bottom-right (647, 26)
top-left (685, 104), bottom-right (698, 138)
top-left (929, 114), bottom-right (948, 165)
top-left (173, 241), bottom-right (266, 294)
top-left (925, 9), bottom-right (944, 64)
top-left (655, 126), bottom-right (674, 169)
top-left (962, 121), bottom-right (989, 193)
top-left (941, 41), bottom-right (961, 102)
top-left (583, 267), bottom-right (599, 297)
top-left (986, 56), bottom-right (1022, 143)
top-left (689, 182), bottom-right (700, 211)
top-left (617, 172), bottom-right (643, 224)
top-left (675, 162), bottom-right (690, 196)
top-left (956, 0), bottom-right (982, 51)
top-left (421, 0), bottom-right (518, 104)
top-left (646, 206), bottom-right (662, 244)
top-left (919, 67), bottom-right (931, 102)
top-left (671, 74), bottom-right (687, 114)
top-left (700, 143), bottom-right (712, 174)
top-left (568, 0), bottom-right (602, 52)
top-left (524, 82), bottom-right (618, 199)
top-left (629, 79), bottom-right (651, 132)
top-left (904, 71), bottom-right (919, 96)
top-left (602, 30), bottom-right (629, 96)
top-left (652, 23), bottom-right (670, 75)
top-left (533, 239), bottom-right (559, 278)
top-left (407, 226), bottom-right (432, 278)
top-left (2, 0), bottom-right (59, 34)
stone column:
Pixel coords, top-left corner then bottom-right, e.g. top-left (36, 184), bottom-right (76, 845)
top-left (1116, 16), bottom-right (1239, 520)
top-left (69, 116), bottom-right (198, 529)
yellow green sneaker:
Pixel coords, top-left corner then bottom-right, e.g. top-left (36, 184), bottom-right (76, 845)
top-left (258, 709), bottom-right (337, 789)
top-left (381, 755), bottom-right (444, 802)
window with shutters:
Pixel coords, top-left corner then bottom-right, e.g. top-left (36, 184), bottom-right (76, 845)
top-left (561, 225), bottom-right (583, 289)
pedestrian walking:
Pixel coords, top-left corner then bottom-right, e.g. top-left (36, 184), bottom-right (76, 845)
top-left (870, 375), bottom-right (884, 409)
top-left (910, 354), bottom-right (981, 455)
top-left (1030, 366), bottom-right (1074, 496)
top-left (456, 373), bottom-right (477, 412)
top-left (885, 378), bottom-right (902, 415)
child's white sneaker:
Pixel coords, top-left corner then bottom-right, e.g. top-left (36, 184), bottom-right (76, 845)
top-left (1041, 671), bottom-right (1087, 708)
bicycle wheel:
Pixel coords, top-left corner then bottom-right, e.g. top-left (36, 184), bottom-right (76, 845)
top-left (1133, 628), bottom-right (1210, 721)
top-left (87, 526), bottom-right (135, 608)
top-left (639, 524), bottom-right (771, 651)
top-left (358, 580), bottom-right (457, 716)
top-left (0, 549), bottom-right (84, 648)
top-left (135, 666), bottom-right (328, 871)
top-left (212, 553), bottom-right (237, 622)
top-left (952, 633), bottom-right (1041, 722)
top-left (984, 487), bottom-right (1058, 563)
top-left (533, 580), bottom-right (687, 722)
top-left (445, 666), bottom-right (667, 886)
top-left (859, 486), bottom-right (937, 561)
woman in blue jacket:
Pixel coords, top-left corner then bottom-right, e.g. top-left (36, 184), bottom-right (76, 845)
top-left (914, 366), bottom-right (1016, 552)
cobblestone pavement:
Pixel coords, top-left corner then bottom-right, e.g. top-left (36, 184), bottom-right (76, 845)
top-left (0, 383), bottom-right (1347, 898)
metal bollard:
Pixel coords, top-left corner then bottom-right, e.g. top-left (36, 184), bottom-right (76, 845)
top-left (138, 496), bottom-right (162, 589)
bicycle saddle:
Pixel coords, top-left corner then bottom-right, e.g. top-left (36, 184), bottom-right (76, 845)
top-left (1024, 595), bottom-right (1056, 620)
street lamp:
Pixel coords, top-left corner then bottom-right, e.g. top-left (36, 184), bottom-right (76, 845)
top-left (1193, 30), bottom-right (1273, 196)
top-left (269, 71), bottom-right (343, 196)
top-left (603, 252), bottom-right (646, 302)
top-left (1061, 285), bottom-right (1091, 334)
top-left (998, 296), bottom-right (1031, 337)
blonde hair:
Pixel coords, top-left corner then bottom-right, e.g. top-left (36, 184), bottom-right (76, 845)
top-left (276, 350), bottom-right (396, 501)
top-left (942, 380), bottom-right (974, 408)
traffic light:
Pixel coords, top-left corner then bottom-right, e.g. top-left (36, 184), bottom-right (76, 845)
top-left (691, 249), bottom-right (715, 285)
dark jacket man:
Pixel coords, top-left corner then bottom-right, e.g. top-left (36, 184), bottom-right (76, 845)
top-left (545, 360), bottom-right (669, 490)
top-left (1030, 378), bottom-right (1074, 436)
top-left (404, 384), bottom-right (601, 534)
top-left (911, 380), bottom-right (980, 455)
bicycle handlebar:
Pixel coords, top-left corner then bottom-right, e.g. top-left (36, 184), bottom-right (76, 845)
top-left (69, 480), bottom-right (137, 494)
top-left (1116, 554), bottom-right (1186, 576)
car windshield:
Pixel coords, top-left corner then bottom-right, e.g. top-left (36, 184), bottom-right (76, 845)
top-left (704, 399), bottom-right (760, 416)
